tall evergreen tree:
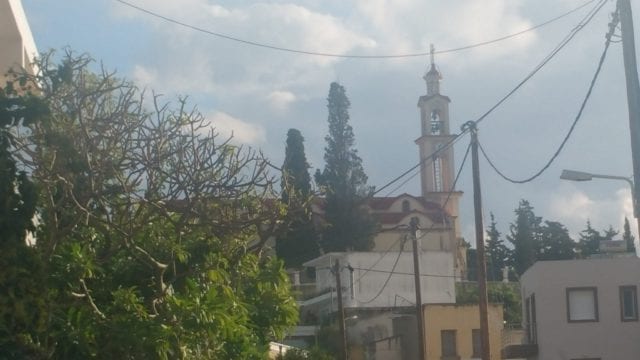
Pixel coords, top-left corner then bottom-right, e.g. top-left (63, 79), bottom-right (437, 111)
top-left (507, 200), bottom-right (541, 276)
top-left (315, 82), bottom-right (376, 252)
top-left (277, 129), bottom-right (320, 268)
top-left (538, 221), bottom-right (576, 261)
top-left (485, 213), bottom-right (511, 281)
top-left (578, 221), bottom-right (602, 258)
top-left (623, 217), bottom-right (636, 253)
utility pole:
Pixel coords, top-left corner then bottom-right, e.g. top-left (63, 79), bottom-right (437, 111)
top-left (464, 121), bottom-right (491, 360)
top-left (619, 0), bottom-right (640, 236)
top-left (334, 259), bottom-right (348, 360)
top-left (411, 217), bottom-right (426, 360)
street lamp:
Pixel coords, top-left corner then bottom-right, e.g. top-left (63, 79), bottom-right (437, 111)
top-left (560, 169), bottom-right (639, 235)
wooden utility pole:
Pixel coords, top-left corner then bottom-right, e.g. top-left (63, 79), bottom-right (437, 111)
top-left (464, 121), bottom-right (491, 360)
top-left (619, 0), bottom-right (640, 236)
top-left (410, 217), bottom-right (426, 360)
top-left (334, 259), bottom-right (348, 360)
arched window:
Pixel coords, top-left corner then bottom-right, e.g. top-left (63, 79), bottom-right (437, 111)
top-left (402, 200), bottom-right (410, 213)
top-left (430, 110), bottom-right (441, 135)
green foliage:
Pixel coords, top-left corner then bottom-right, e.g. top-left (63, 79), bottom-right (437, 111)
top-left (315, 82), bottom-right (377, 252)
top-left (507, 200), bottom-right (541, 276)
top-left (578, 221), bottom-right (602, 258)
top-left (485, 213), bottom-right (511, 281)
top-left (315, 323), bottom-right (342, 358)
top-left (623, 217), bottom-right (636, 253)
top-left (456, 282), bottom-right (522, 325)
top-left (537, 221), bottom-right (576, 261)
top-left (275, 347), bottom-right (334, 360)
top-left (0, 69), bottom-right (48, 359)
top-left (2, 51), bottom-right (298, 359)
top-left (277, 129), bottom-right (320, 268)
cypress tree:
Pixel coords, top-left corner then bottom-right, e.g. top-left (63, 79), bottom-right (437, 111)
top-left (623, 217), bottom-right (636, 253)
top-left (315, 82), bottom-right (376, 251)
top-left (277, 129), bottom-right (319, 268)
top-left (485, 213), bottom-right (511, 281)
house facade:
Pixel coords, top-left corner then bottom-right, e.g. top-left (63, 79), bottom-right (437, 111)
top-left (514, 258), bottom-right (640, 360)
top-left (424, 304), bottom-right (503, 360)
top-left (1, 0), bottom-right (38, 81)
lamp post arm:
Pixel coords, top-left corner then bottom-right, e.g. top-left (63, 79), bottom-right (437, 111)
top-left (591, 174), bottom-right (637, 218)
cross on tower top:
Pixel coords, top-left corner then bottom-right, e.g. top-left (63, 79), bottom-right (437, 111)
top-left (430, 44), bottom-right (435, 66)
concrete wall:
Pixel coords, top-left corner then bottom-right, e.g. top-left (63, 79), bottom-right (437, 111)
top-left (424, 304), bottom-right (503, 360)
top-left (0, 0), bottom-right (38, 81)
top-left (307, 251), bottom-right (455, 312)
top-left (521, 258), bottom-right (640, 360)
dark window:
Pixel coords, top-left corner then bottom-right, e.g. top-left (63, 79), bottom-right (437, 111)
top-left (441, 329), bottom-right (457, 357)
top-left (471, 329), bottom-right (481, 358)
top-left (620, 285), bottom-right (638, 321)
top-left (402, 200), bottom-right (410, 213)
top-left (525, 294), bottom-right (537, 343)
top-left (566, 287), bottom-right (598, 322)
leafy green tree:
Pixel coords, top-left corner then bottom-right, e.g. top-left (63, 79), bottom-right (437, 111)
top-left (623, 217), bottom-right (636, 253)
top-left (315, 82), bottom-right (377, 252)
top-left (277, 129), bottom-right (320, 268)
top-left (276, 347), bottom-right (334, 360)
top-left (485, 213), bottom-right (511, 281)
top-left (537, 221), bottom-right (576, 261)
top-left (507, 200), bottom-right (541, 276)
top-left (456, 282), bottom-right (521, 325)
top-left (0, 72), bottom-right (48, 359)
top-left (578, 221), bottom-right (602, 258)
top-left (6, 51), bottom-right (298, 359)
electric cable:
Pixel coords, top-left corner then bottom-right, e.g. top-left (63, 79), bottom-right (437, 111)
top-left (478, 4), bottom-right (618, 184)
top-left (353, 142), bottom-right (471, 304)
top-left (383, 167), bottom-right (421, 197)
top-left (373, 133), bottom-right (466, 195)
top-left (350, 267), bottom-right (463, 279)
top-left (115, 0), bottom-right (597, 59)
top-left (373, 0), bottom-right (607, 195)
top-left (474, 0), bottom-right (608, 126)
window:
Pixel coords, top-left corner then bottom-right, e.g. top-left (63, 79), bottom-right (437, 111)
top-left (566, 287), bottom-right (598, 322)
top-left (525, 294), bottom-right (537, 343)
top-left (402, 200), bottom-right (410, 213)
top-left (440, 329), bottom-right (457, 358)
top-left (471, 329), bottom-right (481, 358)
top-left (620, 285), bottom-right (638, 321)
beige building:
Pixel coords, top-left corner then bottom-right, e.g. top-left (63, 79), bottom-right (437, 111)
top-left (0, 0), bottom-right (38, 81)
top-left (425, 304), bottom-right (503, 360)
top-left (513, 258), bottom-right (640, 360)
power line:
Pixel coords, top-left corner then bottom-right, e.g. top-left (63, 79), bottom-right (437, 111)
top-left (351, 267), bottom-right (461, 279)
top-left (353, 142), bottom-right (472, 304)
top-left (474, 0), bottom-right (608, 126)
top-left (356, 239), bottom-right (407, 304)
top-left (479, 4), bottom-right (618, 184)
top-left (373, 0), bottom-right (607, 195)
top-left (373, 133), bottom-right (466, 195)
top-left (115, 0), bottom-right (597, 59)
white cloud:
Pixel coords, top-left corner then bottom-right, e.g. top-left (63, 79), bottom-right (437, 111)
top-left (549, 190), bottom-right (595, 222)
top-left (113, 0), bottom-right (375, 99)
top-left (206, 111), bottom-right (265, 145)
top-left (267, 90), bottom-right (296, 112)
top-left (548, 186), bottom-right (636, 239)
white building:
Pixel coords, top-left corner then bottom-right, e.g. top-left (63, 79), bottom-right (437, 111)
top-left (508, 257), bottom-right (640, 360)
top-left (1, 0), bottom-right (38, 81)
top-left (302, 251), bottom-right (455, 318)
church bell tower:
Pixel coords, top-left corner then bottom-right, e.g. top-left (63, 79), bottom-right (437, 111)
top-left (415, 46), bottom-right (461, 234)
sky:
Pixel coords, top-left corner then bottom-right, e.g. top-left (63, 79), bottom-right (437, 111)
top-left (20, 0), bottom-right (640, 245)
